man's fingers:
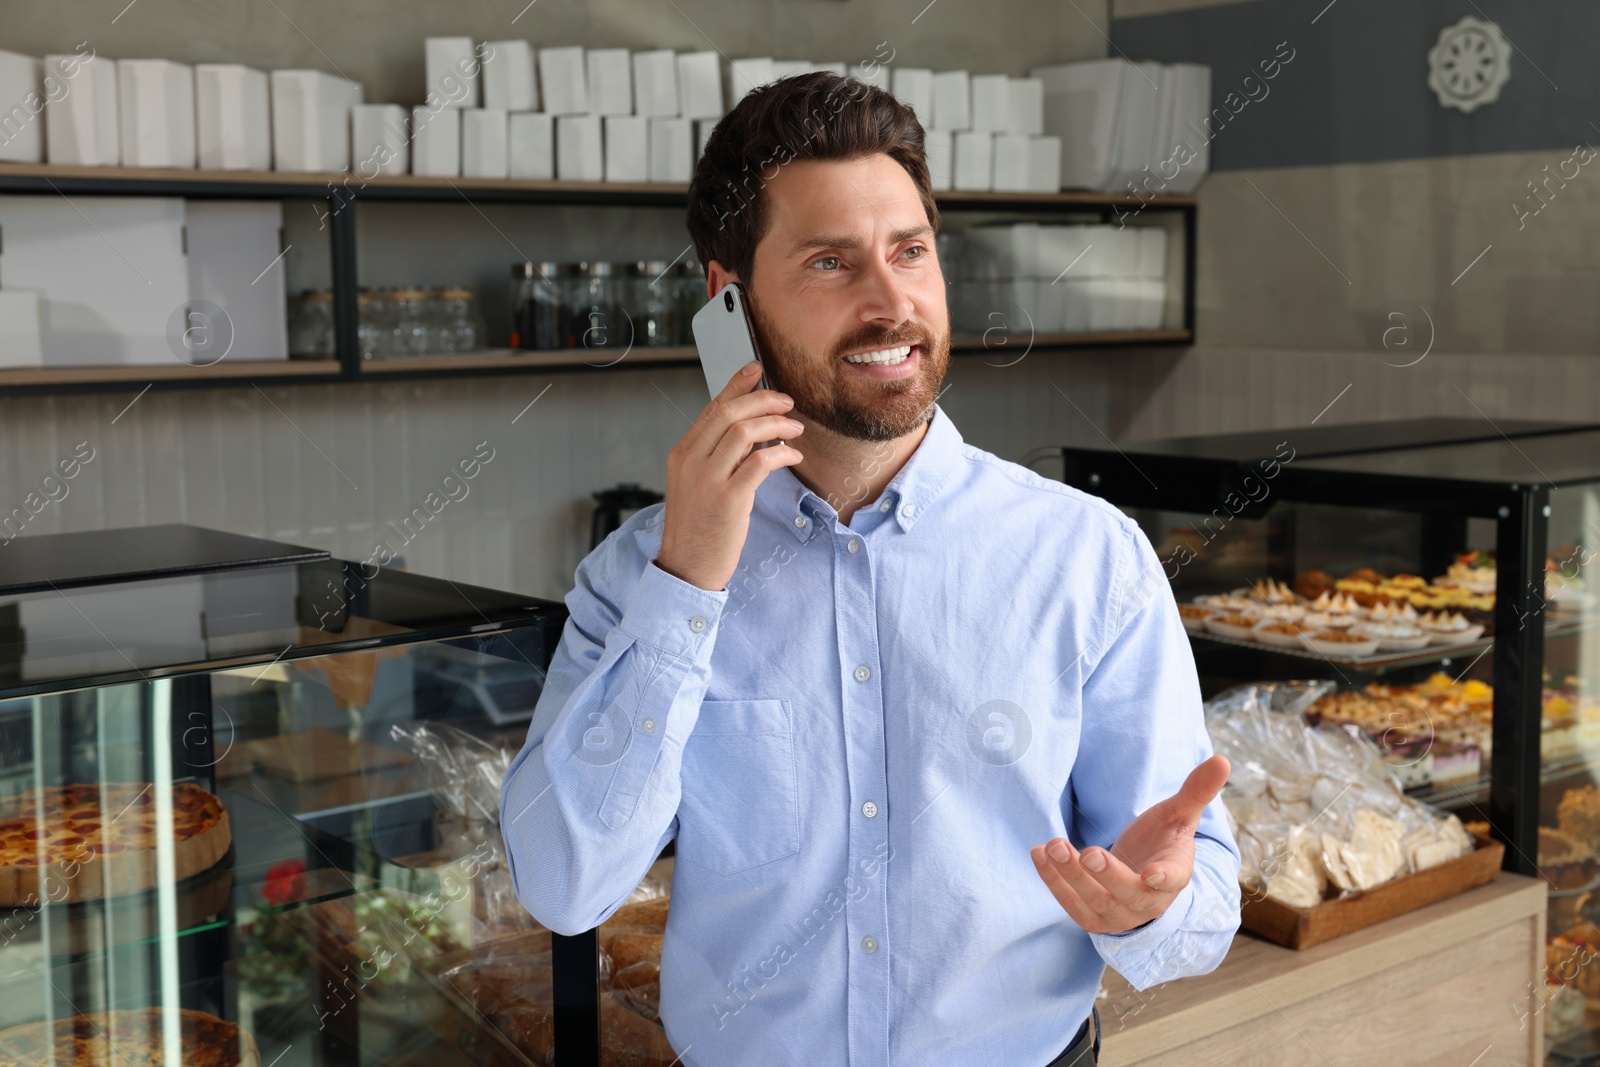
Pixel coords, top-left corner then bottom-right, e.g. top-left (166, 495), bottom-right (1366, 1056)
top-left (1036, 840), bottom-right (1125, 919)
top-left (1030, 844), bottom-right (1101, 930)
top-left (1075, 846), bottom-right (1159, 909)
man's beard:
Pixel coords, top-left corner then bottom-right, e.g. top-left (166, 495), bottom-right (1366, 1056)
top-left (745, 296), bottom-right (951, 442)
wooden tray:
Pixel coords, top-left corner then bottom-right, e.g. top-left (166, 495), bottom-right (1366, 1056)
top-left (1239, 834), bottom-right (1505, 950)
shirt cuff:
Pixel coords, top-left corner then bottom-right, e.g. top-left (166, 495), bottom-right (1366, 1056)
top-left (615, 560), bottom-right (730, 659)
top-left (1088, 879), bottom-right (1195, 964)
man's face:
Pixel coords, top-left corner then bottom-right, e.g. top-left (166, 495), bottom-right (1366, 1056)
top-left (740, 154), bottom-right (951, 442)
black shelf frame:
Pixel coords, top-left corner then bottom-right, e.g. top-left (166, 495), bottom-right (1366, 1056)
top-left (1054, 418), bottom-right (1600, 881)
top-left (0, 165), bottom-right (1198, 397)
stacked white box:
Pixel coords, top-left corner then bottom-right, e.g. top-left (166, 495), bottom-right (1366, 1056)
top-left (925, 129), bottom-right (952, 191)
top-left (508, 112), bottom-right (554, 179)
top-left (851, 60), bottom-right (889, 91)
top-left (991, 133), bottom-right (1030, 193)
top-left (952, 130), bottom-right (991, 191)
top-left (695, 118), bottom-right (716, 159)
top-left (633, 50), bottom-right (679, 116)
top-left (195, 65), bottom-right (271, 170)
top-left (118, 60), bottom-right (196, 168)
top-left (556, 114), bottom-right (603, 181)
top-left (0, 50), bottom-right (45, 163)
top-left (772, 60), bottom-right (811, 81)
top-left (1136, 227), bottom-right (1168, 278)
top-left (648, 116), bottom-right (692, 183)
top-left (1036, 225), bottom-right (1095, 280)
top-left (891, 68), bottom-right (933, 121)
top-left (0, 292), bottom-right (43, 367)
top-left (271, 71), bottom-right (362, 172)
top-left (185, 201), bottom-right (289, 362)
top-left (965, 224), bottom-right (1041, 277)
top-left (812, 62), bottom-right (846, 77)
top-left (463, 109), bottom-right (509, 178)
top-left (482, 40), bottom-right (537, 111)
top-left (538, 46), bottom-right (588, 115)
top-left (1026, 135), bottom-right (1061, 192)
top-left (603, 115), bottom-right (647, 182)
top-left (1007, 77), bottom-right (1044, 135)
top-left (930, 70), bottom-right (970, 130)
top-left (730, 58), bottom-right (776, 104)
top-left (425, 37), bottom-right (480, 108)
top-left (411, 105), bottom-right (460, 177)
top-left (970, 74), bottom-right (1008, 133)
top-left (677, 52), bottom-right (723, 119)
top-left (351, 104), bottom-right (408, 175)
top-left (45, 52), bottom-right (119, 165)
top-left (587, 48), bottom-right (633, 116)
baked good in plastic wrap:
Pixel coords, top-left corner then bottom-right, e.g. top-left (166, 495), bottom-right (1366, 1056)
top-left (1206, 681), bottom-right (1476, 909)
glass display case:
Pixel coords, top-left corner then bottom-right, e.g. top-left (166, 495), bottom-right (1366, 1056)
top-left (1052, 418), bottom-right (1600, 1060)
top-left (0, 548), bottom-right (602, 1066)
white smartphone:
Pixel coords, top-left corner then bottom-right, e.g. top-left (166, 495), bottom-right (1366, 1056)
top-left (692, 282), bottom-right (768, 397)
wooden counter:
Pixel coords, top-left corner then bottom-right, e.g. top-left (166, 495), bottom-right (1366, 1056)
top-left (1098, 874), bottom-right (1547, 1066)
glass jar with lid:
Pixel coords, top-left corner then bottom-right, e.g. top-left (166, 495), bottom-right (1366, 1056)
top-left (388, 289), bottom-right (430, 358)
top-left (441, 288), bottom-right (486, 352)
top-left (566, 261), bottom-right (623, 353)
top-left (511, 261), bottom-right (562, 350)
top-left (356, 289), bottom-right (391, 360)
top-left (628, 261), bottom-right (674, 347)
top-left (672, 261), bottom-right (707, 345)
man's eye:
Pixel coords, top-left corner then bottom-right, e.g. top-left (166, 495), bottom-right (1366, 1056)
top-left (811, 256), bottom-right (841, 271)
top-left (901, 245), bottom-right (925, 260)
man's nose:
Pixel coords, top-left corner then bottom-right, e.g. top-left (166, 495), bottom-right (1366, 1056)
top-left (856, 257), bottom-right (916, 325)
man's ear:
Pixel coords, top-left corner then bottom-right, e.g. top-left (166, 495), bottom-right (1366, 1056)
top-left (705, 260), bottom-right (740, 299)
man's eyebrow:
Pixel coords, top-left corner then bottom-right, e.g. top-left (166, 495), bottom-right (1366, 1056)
top-left (789, 225), bottom-right (935, 256)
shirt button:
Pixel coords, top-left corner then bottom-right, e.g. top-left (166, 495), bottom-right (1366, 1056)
top-left (853, 664), bottom-right (871, 683)
top-left (847, 539), bottom-right (861, 555)
top-left (862, 801), bottom-right (878, 818)
top-left (688, 615), bottom-right (707, 633)
top-left (642, 719), bottom-right (656, 733)
top-left (794, 515), bottom-right (808, 528)
top-left (861, 936), bottom-right (879, 954)
top-left (901, 504), bottom-right (916, 518)
top-left (878, 500), bottom-right (892, 513)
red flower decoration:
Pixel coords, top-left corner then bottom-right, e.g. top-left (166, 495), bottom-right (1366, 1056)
top-left (263, 858), bottom-right (307, 906)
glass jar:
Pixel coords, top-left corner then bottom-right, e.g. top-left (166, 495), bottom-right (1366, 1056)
top-left (388, 289), bottom-right (429, 357)
top-left (356, 289), bottom-right (391, 360)
top-left (566, 261), bottom-right (623, 353)
top-left (290, 290), bottom-right (335, 358)
top-left (511, 262), bottom-right (562, 350)
top-left (629, 261), bottom-right (674, 347)
top-left (441, 288), bottom-right (485, 352)
top-left (672, 261), bottom-right (707, 344)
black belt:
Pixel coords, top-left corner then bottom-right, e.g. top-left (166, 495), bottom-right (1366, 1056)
top-left (1044, 1008), bottom-right (1099, 1067)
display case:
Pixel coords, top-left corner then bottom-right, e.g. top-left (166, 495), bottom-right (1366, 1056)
top-left (1050, 418), bottom-right (1600, 1058)
top-left (0, 544), bottom-right (619, 1066)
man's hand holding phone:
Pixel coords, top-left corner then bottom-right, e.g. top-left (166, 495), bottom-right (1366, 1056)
top-left (654, 361), bottom-right (806, 592)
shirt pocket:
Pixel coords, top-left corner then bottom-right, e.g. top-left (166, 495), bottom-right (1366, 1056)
top-left (677, 698), bottom-right (801, 876)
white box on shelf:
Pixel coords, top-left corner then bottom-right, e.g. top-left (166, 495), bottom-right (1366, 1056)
top-left (633, 50), bottom-right (679, 116)
top-left (508, 111), bottom-right (553, 179)
top-left (271, 70), bottom-right (362, 172)
top-left (0, 292), bottom-right (43, 367)
top-left (425, 37), bottom-right (480, 108)
top-left (587, 48), bottom-right (633, 117)
top-left (772, 60), bottom-right (811, 81)
top-left (677, 52), bottom-right (723, 120)
top-left (0, 50), bottom-right (44, 163)
top-left (965, 223), bottom-right (1040, 277)
top-left (850, 60), bottom-right (889, 91)
top-left (0, 195), bottom-right (188, 365)
top-left (1086, 278), bottom-right (1141, 331)
top-left (970, 74), bottom-right (1009, 133)
top-left (1026, 135), bottom-right (1061, 192)
top-left (195, 64), bottom-right (271, 170)
top-left (1030, 58), bottom-right (1127, 192)
top-left (925, 128), bottom-right (952, 191)
top-left (952, 130), bottom-right (992, 191)
top-left (1007, 77), bottom-right (1044, 136)
top-left (411, 105), bottom-right (460, 177)
top-left (1135, 227), bottom-right (1168, 279)
top-left (462, 109), bottom-right (509, 178)
top-left (1036, 224), bottom-right (1096, 280)
top-left (1059, 277), bottom-right (1092, 333)
top-left (45, 52), bottom-right (119, 165)
top-left (891, 68), bottom-right (933, 122)
top-left (556, 114), bottom-right (603, 181)
top-left (695, 118), bottom-right (716, 159)
top-left (351, 104), bottom-right (408, 175)
top-left (603, 115), bottom-right (647, 182)
top-left (118, 60), bottom-right (196, 168)
top-left (185, 200), bottom-right (289, 362)
top-left (538, 46), bottom-right (588, 115)
top-left (729, 58), bottom-right (776, 104)
top-left (812, 61), bottom-right (846, 77)
top-left (1033, 278), bottom-right (1067, 334)
top-left (930, 70), bottom-right (970, 131)
top-left (1101, 224), bottom-right (1141, 277)
top-left (648, 116), bottom-right (692, 183)
top-left (991, 132), bottom-right (1030, 193)
top-left (1133, 278), bottom-right (1165, 329)
top-left (482, 40), bottom-right (537, 111)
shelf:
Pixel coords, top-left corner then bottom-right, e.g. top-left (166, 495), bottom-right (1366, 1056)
top-left (0, 359), bottom-right (341, 393)
top-left (0, 162), bottom-right (1198, 212)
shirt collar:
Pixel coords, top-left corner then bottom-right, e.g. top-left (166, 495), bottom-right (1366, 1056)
top-left (759, 404), bottom-right (965, 543)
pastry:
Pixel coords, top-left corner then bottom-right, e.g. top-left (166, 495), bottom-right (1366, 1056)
top-left (1293, 570), bottom-right (1336, 600)
top-left (1254, 620), bottom-right (1311, 648)
top-left (1204, 614), bottom-right (1261, 640)
top-left (0, 1008), bottom-right (257, 1067)
top-left (1299, 629), bottom-right (1380, 658)
top-left (1352, 621), bottom-right (1431, 652)
top-left (1247, 578), bottom-right (1298, 605)
top-left (604, 895), bottom-right (670, 930)
top-left (0, 783), bottom-right (230, 905)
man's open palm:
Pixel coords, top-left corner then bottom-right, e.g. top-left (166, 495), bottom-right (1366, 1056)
top-left (1030, 755), bottom-right (1230, 935)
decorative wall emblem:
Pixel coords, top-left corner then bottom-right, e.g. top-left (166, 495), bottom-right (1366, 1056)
top-left (1427, 16), bottom-right (1511, 113)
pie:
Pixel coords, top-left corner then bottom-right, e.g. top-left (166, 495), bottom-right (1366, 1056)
top-left (0, 783), bottom-right (231, 906)
top-left (0, 1007), bottom-right (258, 1066)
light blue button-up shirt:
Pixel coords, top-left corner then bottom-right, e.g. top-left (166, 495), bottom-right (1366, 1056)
top-left (500, 404), bottom-right (1241, 1067)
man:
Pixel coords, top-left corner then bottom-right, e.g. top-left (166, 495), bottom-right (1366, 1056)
top-left (500, 72), bottom-right (1240, 1067)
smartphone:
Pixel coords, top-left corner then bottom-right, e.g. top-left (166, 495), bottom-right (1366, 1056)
top-left (692, 282), bottom-right (767, 397)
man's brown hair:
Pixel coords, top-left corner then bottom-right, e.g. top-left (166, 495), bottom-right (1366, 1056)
top-left (686, 71), bottom-right (941, 283)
